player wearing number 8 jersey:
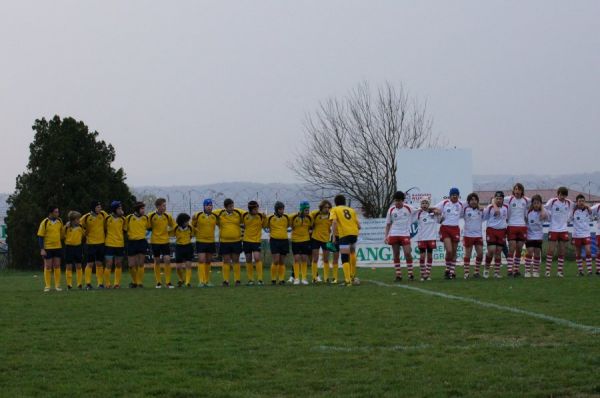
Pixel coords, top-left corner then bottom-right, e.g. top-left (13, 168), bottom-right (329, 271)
top-left (330, 195), bottom-right (360, 286)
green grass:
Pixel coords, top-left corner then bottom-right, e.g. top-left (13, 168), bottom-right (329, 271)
top-left (0, 264), bottom-right (599, 397)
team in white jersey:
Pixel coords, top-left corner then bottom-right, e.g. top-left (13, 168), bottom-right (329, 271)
top-left (382, 185), bottom-right (600, 282)
top-left (385, 191), bottom-right (416, 280)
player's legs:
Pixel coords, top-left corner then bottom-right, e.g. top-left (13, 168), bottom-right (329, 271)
top-left (300, 254), bottom-right (309, 284)
top-left (222, 254), bottom-right (232, 286)
top-left (65, 263), bottom-right (73, 289)
top-left (252, 251), bottom-right (263, 283)
top-left (95, 259), bottom-right (105, 288)
top-left (271, 253), bottom-right (280, 284)
top-left (184, 261), bottom-right (192, 286)
top-left (545, 240), bottom-right (556, 276)
top-left (128, 255), bottom-right (138, 287)
top-left (494, 246), bottom-right (503, 277)
top-left (463, 243), bottom-right (473, 278)
top-left (103, 256), bottom-right (113, 288)
top-left (244, 251), bottom-right (255, 284)
top-left (136, 253), bottom-right (146, 286)
top-left (514, 240), bottom-right (525, 276)
top-left (474, 244), bottom-right (483, 276)
top-left (442, 238), bottom-right (454, 278)
top-left (349, 245), bottom-right (357, 281)
top-left (402, 244), bottom-right (414, 280)
top-left (331, 251), bottom-right (340, 283)
top-left (153, 254), bottom-right (163, 287)
top-left (340, 246), bottom-right (352, 285)
top-left (584, 244), bottom-right (592, 275)
top-left (556, 241), bottom-right (566, 276)
top-left (484, 243), bottom-right (495, 278)
top-left (163, 254), bottom-right (173, 287)
top-left (114, 256), bottom-right (123, 288)
top-left (293, 253), bottom-right (301, 284)
top-left (232, 252), bottom-right (241, 285)
top-left (52, 256), bottom-right (62, 291)
top-left (391, 243), bottom-right (402, 281)
top-left (507, 240), bottom-right (517, 275)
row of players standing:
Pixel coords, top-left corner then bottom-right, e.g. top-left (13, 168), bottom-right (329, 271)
top-left (36, 195), bottom-right (361, 291)
top-left (384, 185), bottom-right (600, 281)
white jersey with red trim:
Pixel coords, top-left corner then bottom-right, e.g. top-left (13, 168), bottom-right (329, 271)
top-left (593, 204), bottom-right (600, 233)
top-left (462, 206), bottom-right (484, 238)
top-left (526, 210), bottom-right (546, 241)
top-left (570, 207), bottom-right (592, 238)
top-left (504, 195), bottom-right (530, 227)
top-left (435, 199), bottom-right (465, 226)
top-left (544, 198), bottom-right (574, 232)
top-left (385, 204), bottom-right (415, 237)
top-left (483, 204), bottom-right (508, 230)
top-left (414, 210), bottom-right (440, 241)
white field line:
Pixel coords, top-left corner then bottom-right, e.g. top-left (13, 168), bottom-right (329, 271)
top-left (366, 280), bottom-right (600, 335)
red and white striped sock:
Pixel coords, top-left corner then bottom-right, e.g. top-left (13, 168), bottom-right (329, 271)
top-left (394, 263), bottom-right (402, 278)
top-left (534, 257), bottom-right (541, 273)
top-left (546, 255), bottom-right (553, 273)
top-left (475, 257), bottom-right (482, 274)
top-left (407, 261), bottom-right (414, 276)
top-left (586, 258), bottom-right (592, 273)
top-left (426, 259), bottom-right (432, 277)
top-left (507, 256), bottom-right (514, 273)
top-left (419, 257), bottom-right (425, 276)
top-left (463, 257), bottom-right (470, 275)
top-left (557, 256), bottom-right (564, 273)
top-left (450, 261), bottom-right (456, 275)
top-left (525, 256), bottom-right (532, 273)
top-left (514, 256), bottom-right (521, 274)
top-left (495, 257), bottom-right (501, 274)
top-left (596, 254), bottom-right (600, 272)
top-left (576, 257), bottom-right (583, 273)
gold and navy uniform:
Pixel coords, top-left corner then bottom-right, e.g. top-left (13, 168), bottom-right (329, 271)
top-left (330, 206), bottom-right (359, 244)
top-left (125, 213), bottom-right (149, 255)
top-left (215, 208), bottom-right (244, 255)
top-left (173, 225), bottom-right (194, 263)
top-left (242, 211), bottom-right (267, 253)
top-left (148, 211), bottom-right (175, 244)
top-left (310, 209), bottom-right (332, 250)
top-left (267, 213), bottom-right (290, 255)
top-left (291, 213), bottom-right (312, 255)
top-left (192, 211), bottom-right (219, 254)
top-left (105, 215), bottom-right (126, 257)
top-left (80, 211), bottom-right (109, 245)
top-left (63, 224), bottom-right (84, 264)
top-left (38, 217), bottom-right (64, 251)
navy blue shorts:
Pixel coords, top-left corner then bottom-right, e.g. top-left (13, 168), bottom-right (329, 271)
top-left (242, 241), bottom-right (261, 254)
top-left (292, 241), bottom-right (312, 255)
top-left (44, 248), bottom-right (63, 260)
top-left (86, 244), bottom-right (104, 263)
top-left (220, 241), bottom-right (242, 255)
top-left (65, 245), bottom-right (83, 264)
top-left (105, 246), bottom-right (125, 258)
top-left (152, 243), bottom-right (171, 258)
top-left (175, 244), bottom-right (194, 263)
top-left (127, 239), bottom-right (148, 256)
top-left (196, 242), bottom-right (216, 254)
top-left (310, 239), bottom-right (328, 251)
top-left (339, 235), bottom-right (358, 246)
top-left (269, 238), bottom-right (289, 255)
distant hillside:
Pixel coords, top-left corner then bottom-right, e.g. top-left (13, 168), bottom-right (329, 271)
top-left (474, 172), bottom-right (600, 195)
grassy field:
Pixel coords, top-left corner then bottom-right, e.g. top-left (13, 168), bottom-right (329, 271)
top-left (0, 264), bottom-right (599, 397)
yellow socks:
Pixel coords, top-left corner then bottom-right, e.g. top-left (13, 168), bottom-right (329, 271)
top-left (176, 268), bottom-right (184, 282)
top-left (233, 263), bottom-right (241, 282)
top-left (197, 264), bottom-right (204, 284)
top-left (270, 264), bottom-right (277, 281)
top-left (114, 266), bottom-right (122, 286)
top-left (246, 263), bottom-right (254, 281)
top-left (53, 267), bottom-right (61, 288)
top-left (278, 264), bottom-right (286, 281)
top-left (350, 253), bottom-right (357, 279)
top-left (322, 260), bottom-right (330, 281)
top-left (342, 262), bottom-right (351, 284)
top-left (85, 265), bottom-right (92, 285)
top-left (76, 268), bottom-right (83, 287)
top-left (301, 262), bottom-right (308, 281)
top-left (129, 265), bottom-right (137, 284)
top-left (137, 264), bottom-right (145, 285)
top-left (96, 265), bottom-right (104, 286)
top-left (256, 260), bottom-right (263, 281)
top-left (222, 264), bottom-right (231, 282)
top-left (204, 263), bottom-right (211, 284)
top-left (164, 264), bottom-right (172, 285)
top-left (293, 263), bottom-right (300, 280)
top-left (185, 268), bottom-right (192, 285)
top-left (311, 262), bottom-right (318, 281)
top-left (153, 264), bottom-right (161, 284)
top-left (104, 266), bottom-right (111, 288)
top-left (66, 268), bottom-right (73, 287)
top-left (44, 268), bottom-right (52, 289)
top-left (332, 263), bottom-right (339, 281)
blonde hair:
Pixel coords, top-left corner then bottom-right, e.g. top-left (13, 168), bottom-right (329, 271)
top-left (68, 211), bottom-right (81, 222)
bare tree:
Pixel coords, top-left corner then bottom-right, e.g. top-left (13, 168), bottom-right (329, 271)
top-left (290, 81), bottom-right (442, 218)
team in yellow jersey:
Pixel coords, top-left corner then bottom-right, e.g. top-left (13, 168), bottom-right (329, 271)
top-left (35, 194), bottom-right (361, 291)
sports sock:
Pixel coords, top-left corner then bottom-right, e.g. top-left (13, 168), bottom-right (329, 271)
top-left (293, 263), bottom-right (300, 280)
top-left (246, 262), bottom-right (254, 281)
top-left (53, 267), bottom-right (61, 288)
top-left (342, 262), bottom-right (351, 284)
top-left (153, 264), bottom-right (161, 284)
top-left (463, 257), bottom-right (470, 275)
top-left (545, 254), bottom-right (553, 273)
top-left (103, 266), bottom-right (111, 287)
top-left (66, 268), bottom-right (73, 286)
top-left (115, 266), bottom-right (122, 286)
top-left (76, 267), bottom-right (83, 286)
top-left (256, 260), bottom-right (263, 281)
top-left (233, 263), bottom-right (241, 282)
top-left (204, 263), bottom-right (211, 284)
top-left (278, 264), bottom-right (286, 281)
top-left (164, 263), bottom-right (172, 284)
top-left (557, 256), bottom-right (564, 273)
top-left (85, 265), bottom-right (92, 285)
top-left (96, 265), bottom-right (104, 286)
top-left (176, 268), bottom-right (184, 282)
top-left (322, 260), bottom-right (329, 281)
top-left (197, 264), bottom-right (204, 284)
top-left (301, 262), bottom-right (308, 280)
top-left (311, 262), bottom-right (318, 281)
top-left (222, 264), bottom-right (230, 282)
top-left (185, 268), bottom-right (192, 285)
top-left (350, 252), bottom-right (357, 278)
top-left (332, 262), bottom-right (339, 281)
top-left (137, 264), bottom-right (145, 285)
top-left (44, 268), bottom-right (52, 289)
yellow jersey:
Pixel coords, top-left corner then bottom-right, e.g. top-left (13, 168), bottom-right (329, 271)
top-left (63, 224), bottom-right (84, 246)
top-left (215, 208), bottom-right (244, 242)
top-left (192, 211), bottom-right (218, 243)
top-left (172, 225), bottom-right (193, 245)
top-left (330, 206), bottom-right (359, 238)
top-left (310, 210), bottom-right (332, 242)
top-left (290, 213), bottom-right (312, 243)
top-left (125, 214), bottom-right (149, 240)
top-left (105, 215), bottom-right (126, 248)
top-left (148, 211), bottom-right (175, 244)
top-left (267, 213), bottom-right (290, 240)
top-left (242, 212), bottom-right (267, 243)
top-left (37, 217), bottom-right (64, 249)
top-left (80, 210), bottom-right (109, 244)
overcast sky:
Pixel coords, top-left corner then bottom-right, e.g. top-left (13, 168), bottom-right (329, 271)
top-left (1, 0), bottom-right (598, 192)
